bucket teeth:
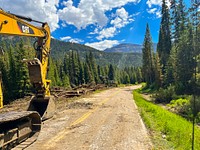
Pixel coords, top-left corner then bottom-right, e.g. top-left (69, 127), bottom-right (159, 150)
top-left (22, 58), bottom-right (41, 66)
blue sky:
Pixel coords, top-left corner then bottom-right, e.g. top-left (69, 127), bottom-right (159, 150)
top-left (0, 0), bottom-right (191, 50)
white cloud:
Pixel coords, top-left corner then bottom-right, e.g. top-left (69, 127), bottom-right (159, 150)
top-left (0, 0), bottom-right (59, 32)
top-left (146, 0), bottom-right (170, 8)
top-left (147, 0), bottom-right (162, 8)
top-left (147, 8), bottom-right (157, 14)
top-left (96, 7), bottom-right (133, 40)
top-left (111, 7), bottom-right (129, 28)
top-left (60, 36), bottom-right (83, 43)
top-left (97, 27), bottom-right (117, 40)
top-left (58, 0), bottom-right (140, 30)
top-left (147, 8), bottom-right (161, 18)
top-left (155, 10), bottom-right (161, 18)
top-left (85, 40), bottom-right (119, 50)
top-left (69, 38), bottom-right (84, 43)
top-left (60, 36), bottom-right (71, 41)
top-left (132, 12), bottom-right (141, 16)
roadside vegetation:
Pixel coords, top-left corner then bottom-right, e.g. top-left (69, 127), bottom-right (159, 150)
top-left (141, 0), bottom-right (200, 127)
top-left (133, 90), bottom-right (200, 150)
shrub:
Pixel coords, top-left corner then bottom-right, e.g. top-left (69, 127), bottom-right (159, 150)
top-left (167, 98), bottom-right (190, 116)
top-left (153, 85), bottom-right (176, 103)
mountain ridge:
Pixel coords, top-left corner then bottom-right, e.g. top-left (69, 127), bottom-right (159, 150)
top-left (104, 43), bottom-right (157, 53)
top-left (0, 36), bottom-right (142, 68)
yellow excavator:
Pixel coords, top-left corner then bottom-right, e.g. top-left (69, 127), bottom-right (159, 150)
top-left (0, 9), bottom-right (56, 149)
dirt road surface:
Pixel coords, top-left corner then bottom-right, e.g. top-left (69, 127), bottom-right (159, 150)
top-left (26, 85), bottom-right (152, 150)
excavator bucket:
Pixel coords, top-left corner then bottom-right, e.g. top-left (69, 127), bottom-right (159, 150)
top-left (0, 111), bottom-right (41, 149)
top-left (23, 58), bottom-right (56, 120)
top-left (27, 96), bottom-right (56, 121)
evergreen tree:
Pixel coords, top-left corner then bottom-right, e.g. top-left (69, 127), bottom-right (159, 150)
top-left (165, 46), bottom-right (177, 85)
top-left (78, 58), bottom-right (85, 85)
top-left (68, 50), bottom-right (80, 86)
top-left (154, 53), bottom-right (163, 88)
top-left (124, 72), bottom-right (130, 84)
top-left (175, 23), bottom-right (195, 94)
top-left (8, 44), bottom-right (18, 99)
top-left (178, 0), bottom-right (187, 32)
top-left (15, 40), bottom-right (30, 97)
top-left (0, 51), bottom-right (9, 103)
top-left (84, 63), bottom-right (94, 84)
top-left (108, 64), bottom-right (115, 81)
top-left (85, 53), bottom-right (94, 82)
top-left (62, 74), bottom-right (71, 88)
top-left (89, 51), bottom-right (100, 84)
top-left (48, 57), bottom-right (57, 86)
top-left (170, 0), bottom-right (187, 43)
top-left (142, 23), bottom-right (154, 86)
top-left (157, 0), bottom-right (171, 74)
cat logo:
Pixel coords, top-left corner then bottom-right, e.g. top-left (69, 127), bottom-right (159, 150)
top-left (17, 21), bottom-right (34, 34)
top-left (22, 25), bottom-right (30, 33)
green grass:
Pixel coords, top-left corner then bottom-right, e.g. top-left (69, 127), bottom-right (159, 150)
top-left (133, 90), bottom-right (200, 150)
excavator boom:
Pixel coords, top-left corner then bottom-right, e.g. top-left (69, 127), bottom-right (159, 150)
top-left (0, 9), bottom-right (55, 149)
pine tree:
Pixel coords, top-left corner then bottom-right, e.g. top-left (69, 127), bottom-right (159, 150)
top-left (178, 0), bottom-right (187, 32)
top-left (165, 46), bottom-right (177, 86)
top-left (78, 59), bottom-right (85, 85)
top-left (175, 22), bottom-right (195, 94)
top-left (8, 44), bottom-right (18, 99)
top-left (47, 57), bottom-right (56, 86)
top-left (108, 64), bottom-right (115, 81)
top-left (84, 63), bottom-right (93, 84)
top-left (68, 50), bottom-right (80, 86)
top-left (124, 72), bottom-right (130, 84)
top-left (62, 74), bottom-right (71, 88)
top-left (0, 51), bottom-right (9, 103)
top-left (170, 0), bottom-right (187, 43)
top-left (157, 0), bottom-right (171, 73)
top-left (142, 23), bottom-right (155, 86)
top-left (15, 40), bottom-right (30, 97)
top-left (154, 53), bottom-right (163, 88)
top-left (89, 51), bottom-right (100, 84)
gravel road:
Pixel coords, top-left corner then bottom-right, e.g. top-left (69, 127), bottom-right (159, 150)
top-left (26, 85), bottom-right (152, 150)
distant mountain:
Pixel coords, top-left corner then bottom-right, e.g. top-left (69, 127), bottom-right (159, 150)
top-left (104, 43), bottom-right (157, 53)
top-left (0, 37), bottom-right (142, 68)
top-left (51, 39), bottom-right (142, 68)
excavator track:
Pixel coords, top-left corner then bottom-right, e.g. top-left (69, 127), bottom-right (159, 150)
top-left (0, 111), bottom-right (41, 149)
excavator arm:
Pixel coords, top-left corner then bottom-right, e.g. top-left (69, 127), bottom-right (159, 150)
top-left (0, 8), bottom-right (51, 97)
top-left (0, 9), bottom-right (55, 119)
top-left (0, 9), bottom-right (55, 149)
